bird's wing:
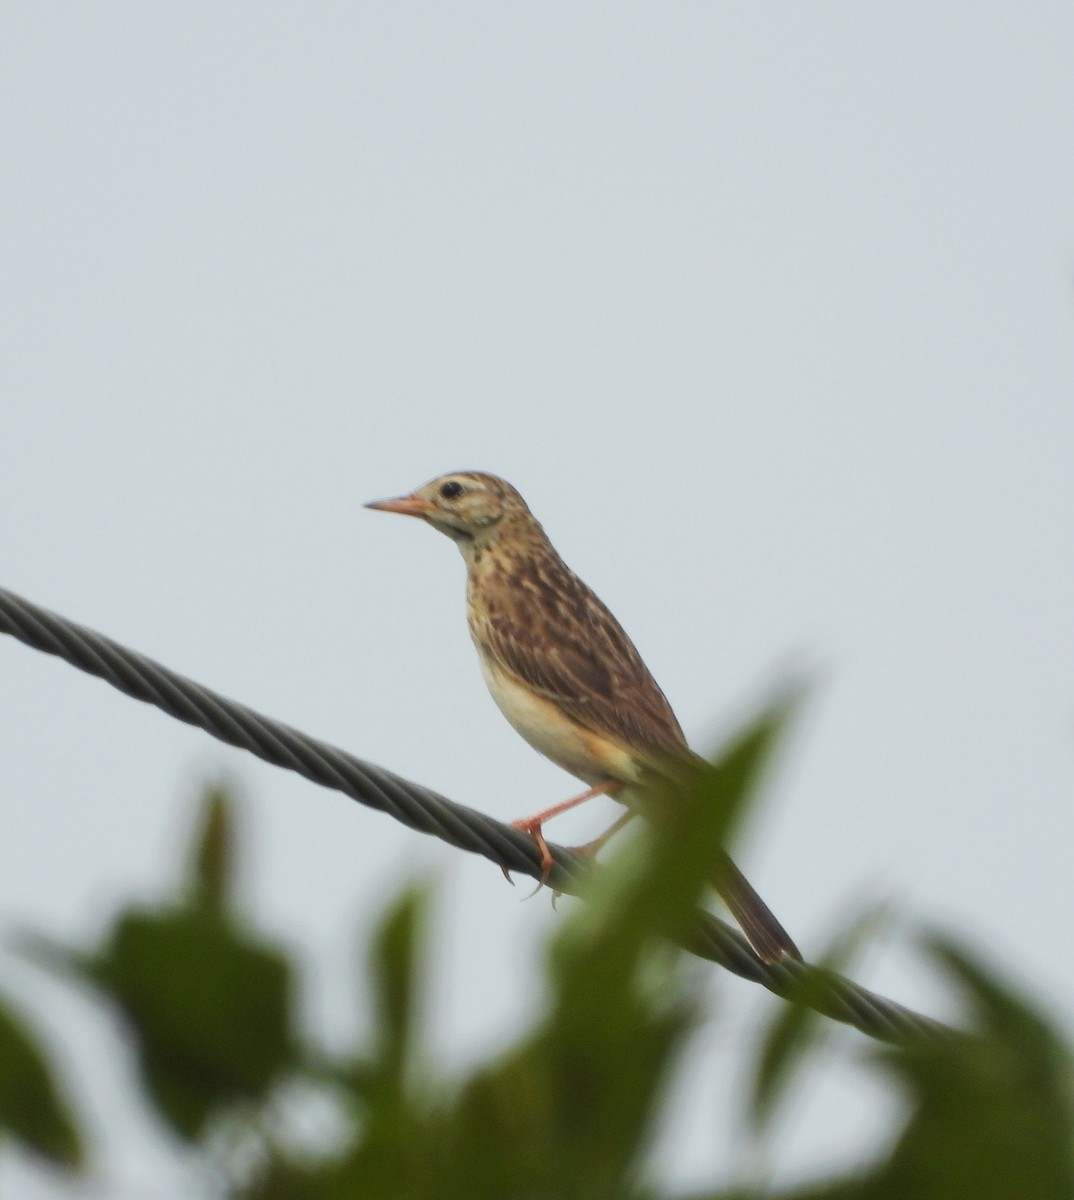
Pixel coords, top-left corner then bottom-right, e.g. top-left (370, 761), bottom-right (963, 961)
top-left (477, 562), bottom-right (690, 765)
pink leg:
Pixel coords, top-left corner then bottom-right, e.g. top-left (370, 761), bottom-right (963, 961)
top-left (568, 809), bottom-right (635, 859)
top-left (511, 780), bottom-right (621, 884)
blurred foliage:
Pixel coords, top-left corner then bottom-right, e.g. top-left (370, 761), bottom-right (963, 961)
top-left (2, 702), bottom-right (1073, 1197)
top-left (0, 994), bottom-right (83, 1169)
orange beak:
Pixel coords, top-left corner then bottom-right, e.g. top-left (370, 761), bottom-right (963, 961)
top-left (364, 494), bottom-right (436, 518)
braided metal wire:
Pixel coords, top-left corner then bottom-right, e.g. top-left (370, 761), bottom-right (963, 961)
top-left (0, 585), bottom-right (948, 1043)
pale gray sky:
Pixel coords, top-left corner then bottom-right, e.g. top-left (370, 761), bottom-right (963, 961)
top-left (2, 4), bottom-right (1073, 1196)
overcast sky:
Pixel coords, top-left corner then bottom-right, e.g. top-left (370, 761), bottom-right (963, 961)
top-left (2, 4), bottom-right (1073, 1196)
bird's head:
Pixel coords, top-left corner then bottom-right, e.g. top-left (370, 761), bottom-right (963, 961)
top-left (365, 471), bottom-right (531, 548)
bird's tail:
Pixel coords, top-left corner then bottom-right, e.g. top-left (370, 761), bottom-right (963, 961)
top-left (714, 852), bottom-right (801, 963)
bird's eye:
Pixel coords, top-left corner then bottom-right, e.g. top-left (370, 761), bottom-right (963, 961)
top-left (439, 480), bottom-right (465, 500)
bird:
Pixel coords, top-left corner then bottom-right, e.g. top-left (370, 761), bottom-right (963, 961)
top-left (365, 471), bottom-right (800, 963)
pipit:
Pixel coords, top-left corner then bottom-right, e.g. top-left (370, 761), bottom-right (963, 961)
top-left (366, 471), bottom-right (799, 963)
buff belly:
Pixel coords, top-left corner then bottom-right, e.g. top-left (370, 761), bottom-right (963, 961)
top-left (477, 654), bottom-right (642, 790)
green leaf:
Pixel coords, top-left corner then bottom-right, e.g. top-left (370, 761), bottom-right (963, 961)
top-left (296, 887), bottom-right (435, 1200)
top-left (750, 904), bottom-right (887, 1132)
top-left (0, 993), bottom-right (84, 1168)
top-left (553, 687), bottom-right (802, 982)
top-left (865, 935), bottom-right (1074, 1199)
top-left (186, 783), bottom-right (235, 911)
top-left (86, 906), bottom-right (297, 1140)
top-left (428, 693), bottom-right (804, 1200)
top-left (368, 884), bottom-right (429, 1088)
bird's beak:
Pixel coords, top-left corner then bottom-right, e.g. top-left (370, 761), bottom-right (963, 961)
top-left (364, 494), bottom-right (436, 518)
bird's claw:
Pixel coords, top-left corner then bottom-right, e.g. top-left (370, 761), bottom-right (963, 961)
top-left (507, 816), bottom-right (555, 894)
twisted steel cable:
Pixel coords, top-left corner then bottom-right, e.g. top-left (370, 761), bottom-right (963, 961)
top-left (0, 585), bottom-right (948, 1043)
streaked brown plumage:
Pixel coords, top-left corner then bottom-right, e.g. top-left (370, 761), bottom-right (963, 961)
top-left (366, 471), bottom-right (799, 963)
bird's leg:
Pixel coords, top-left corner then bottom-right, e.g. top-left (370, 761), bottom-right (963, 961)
top-left (567, 809), bottom-right (635, 860)
top-left (530, 809), bottom-right (639, 907)
top-left (508, 780), bottom-right (621, 885)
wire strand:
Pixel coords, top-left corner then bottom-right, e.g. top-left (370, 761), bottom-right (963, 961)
top-left (0, 585), bottom-right (949, 1044)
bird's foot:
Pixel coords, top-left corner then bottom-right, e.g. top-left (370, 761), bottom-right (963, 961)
top-left (500, 782), bottom-right (623, 894)
top-left (566, 809), bottom-right (635, 863)
top-left (565, 834), bottom-right (605, 860)
top-left (509, 815), bottom-right (555, 892)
